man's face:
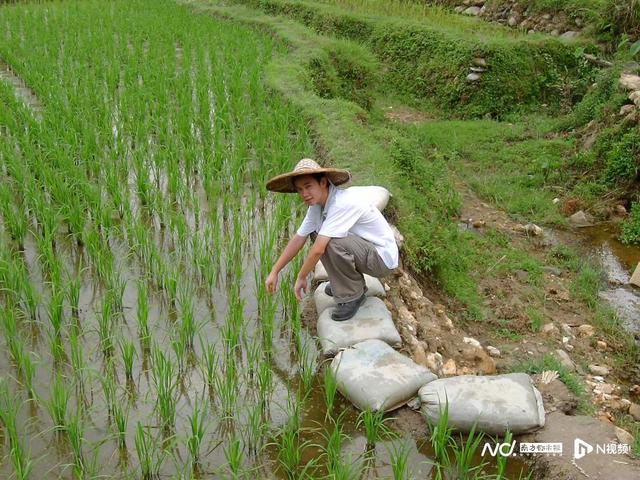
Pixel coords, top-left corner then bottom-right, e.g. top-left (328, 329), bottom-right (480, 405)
top-left (293, 175), bottom-right (328, 206)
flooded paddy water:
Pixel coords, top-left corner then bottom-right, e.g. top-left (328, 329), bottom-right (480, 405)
top-left (0, 0), bottom-right (531, 478)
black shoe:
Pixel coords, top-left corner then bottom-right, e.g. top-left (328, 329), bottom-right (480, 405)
top-left (325, 283), bottom-right (333, 297)
top-left (331, 293), bottom-right (367, 321)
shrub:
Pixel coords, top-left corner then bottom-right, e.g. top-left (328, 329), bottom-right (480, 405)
top-left (604, 130), bottom-right (640, 183)
top-left (620, 202), bottom-right (640, 244)
top-left (601, 0), bottom-right (640, 40)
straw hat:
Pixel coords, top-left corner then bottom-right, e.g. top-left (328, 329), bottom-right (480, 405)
top-left (266, 158), bottom-right (351, 193)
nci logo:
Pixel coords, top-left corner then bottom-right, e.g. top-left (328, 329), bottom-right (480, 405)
top-left (481, 441), bottom-right (517, 457)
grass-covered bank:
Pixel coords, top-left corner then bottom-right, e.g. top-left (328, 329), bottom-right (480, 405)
top-left (227, 0), bottom-right (599, 118)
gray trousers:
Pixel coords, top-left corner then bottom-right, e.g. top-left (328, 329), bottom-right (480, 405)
top-left (312, 234), bottom-right (393, 303)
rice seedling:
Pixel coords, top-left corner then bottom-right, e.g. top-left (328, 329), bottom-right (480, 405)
top-left (495, 430), bottom-right (512, 480)
top-left (297, 341), bottom-right (316, 399)
top-left (323, 366), bottom-right (339, 421)
top-left (200, 340), bottom-right (219, 398)
top-left (113, 401), bottom-right (129, 449)
top-left (187, 397), bottom-right (208, 469)
top-left (0, 378), bottom-right (32, 480)
top-left (136, 280), bottom-right (151, 349)
top-left (134, 422), bottom-right (164, 480)
top-left (119, 338), bottom-right (136, 382)
top-left (356, 408), bottom-right (394, 451)
top-left (224, 436), bottom-right (244, 479)
top-left (46, 372), bottom-right (70, 433)
top-left (151, 346), bottom-right (178, 433)
top-left (322, 413), bottom-right (358, 480)
top-left (389, 440), bottom-right (412, 480)
top-left (449, 424), bottom-right (486, 479)
top-left (68, 411), bottom-right (86, 477)
top-left (98, 297), bottom-right (115, 357)
top-left (178, 283), bottom-right (197, 351)
top-left (67, 273), bottom-right (81, 319)
top-left (100, 360), bottom-right (118, 420)
top-left (429, 400), bottom-right (453, 466)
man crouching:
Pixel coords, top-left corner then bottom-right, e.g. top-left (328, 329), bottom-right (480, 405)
top-left (265, 159), bottom-right (398, 321)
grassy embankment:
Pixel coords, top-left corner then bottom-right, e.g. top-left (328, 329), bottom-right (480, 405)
top-left (199, 0), bottom-right (639, 355)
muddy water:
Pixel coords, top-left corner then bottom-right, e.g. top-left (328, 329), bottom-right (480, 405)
top-left (579, 223), bottom-right (640, 334)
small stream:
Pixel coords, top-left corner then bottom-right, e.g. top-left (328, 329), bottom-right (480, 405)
top-left (578, 223), bottom-right (640, 335)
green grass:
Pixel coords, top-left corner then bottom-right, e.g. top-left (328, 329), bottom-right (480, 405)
top-left (510, 353), bottom-right (595, 414)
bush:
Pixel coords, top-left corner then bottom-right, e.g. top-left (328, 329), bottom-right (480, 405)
top-left (604, 130), bottom-right (640, 183)
top-left (620, 202), bottom-right (640, 244)
top-left (601, 0), bottom-right (640, 40)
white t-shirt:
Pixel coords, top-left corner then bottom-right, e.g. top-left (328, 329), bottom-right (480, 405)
top-left (296, 184), bottom-right (399, 269)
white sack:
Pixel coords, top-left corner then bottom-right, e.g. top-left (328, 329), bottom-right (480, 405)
top-left (331, 339), bottom-right (437, 411)
top-left (314, 279), bottom-right (385, 315)
top-left (314, 261), bottom-right (328, 282)
top-left (317, 297), bottom-right (401, 356)
top-left (346, 186), bottom-right (391, 211)
top-left (419, 373), bottom-right (545, 435)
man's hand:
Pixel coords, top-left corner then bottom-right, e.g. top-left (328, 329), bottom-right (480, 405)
top-left (294, 275), bottom-right (308, 301)
top-left (265, 271), bottom-right (278, 294)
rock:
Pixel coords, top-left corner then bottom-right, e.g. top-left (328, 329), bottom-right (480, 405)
top-left (426, 352), bottom-right (443, 375)
top-left (555, 349), bottom-right (576, 371)
top-left (588, 364), bottom-right (610, 376)
top-left (406, 396), bottom-right (421, 410)
top-left (630, 91), bottom-right (640, 107)
top-left (596, 340), bottom-right (608, 351)
top-left (463, 336), bottom-right (481, 348)
top-left (619, 104), bottom-right (635, 116)
top-left (560, 323), bottom-right (573, 336)
top-left (560, 30), bottom-right (580, 39)
top-left (472, 219), bottom-right (486, 228)
top-left (467, 72), bottom-right (481, 81)
top-left (550, 29), bottom-right (560, 36)
top-left (562, 336), bottom-right (570, 344)
top-left (543, 266), bottom-right (562, 277)
top-left (521, 412), bottom-right (640, 478)
top-left (577, 324), bottom-right (595, 337)
top-left (442, 358), bottom-right (457, 376)
top-left (630, 385), bottom-right (640, 397)
top-left (593, 375), bottom-right (605, 382)
top-left (628, 402), bottom-right (640, 421)
top-left (615, 426), bottom-right (635, 446)
top-left (486, 345), bottom-right (501, 357)
top-left (463, 6), bottom-right (482, 16)
top-left (574, 17), bottom-right (583, 27)
top-left (390, 224), bottom-right (404, 248)
top-left (472, 57), bottom-right (487, 68)
top-left (568, 210), bottom-right (594, 227)
top-left (454, 6), bottom-right (465, 13)
top-left (623, 61), bottom-right (640, 73)
top-left (508, 16), bottom-right (518, 26)
top-left (615, 204), bottom-right (628, 215)
top-left (630, 262), bottom-right (640, 288)
top-left (565, 344), bottom-right (574, 351)
top-left (620, 73), bottom-right (640, 91)
top-left (515, 269), bottom-right (529, 282)
top-left (537, 378), bottom-right (578, 414)
top-left (593, 383), bottom-right (615, 395)
top-left (542, 323), bottom-right (559, 335)
top-left (524, 223), bottom-right (543, 236)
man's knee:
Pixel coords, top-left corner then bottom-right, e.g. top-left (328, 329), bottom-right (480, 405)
top-left (325, 236), bottom-right (351, 256)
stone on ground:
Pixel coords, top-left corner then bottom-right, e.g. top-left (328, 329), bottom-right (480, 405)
top-left (314, 279), bottom-right (385, 315)
top-left (630, 262), bottom-right (640, 288)
top-left (331, 339), bottom-right (437, 411)
top-left (317, 297), bottom-right (401, 356)
top-left (419, 373), bottom-right (545, 435)
top-left (520, 412), bottom-right (640, 478)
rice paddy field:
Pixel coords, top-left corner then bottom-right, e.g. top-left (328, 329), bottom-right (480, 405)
top-left (0, 0), bottom-right (530, 478)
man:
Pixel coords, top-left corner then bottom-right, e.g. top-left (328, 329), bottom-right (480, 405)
top-left (265, 158), bottom-right (398, 321)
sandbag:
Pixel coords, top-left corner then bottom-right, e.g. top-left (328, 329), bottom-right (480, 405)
top-left (317, 297), bottom-right (401, 356)
top-left (331, 339), bottom-right (437, 411)
top-left (314, 279), bottom-right (385, 315)
top-left (314, 261), bottom-right (328, 282)
top-left (419, 373), bottom-right (545, 435)
top-left (346, 186), bottom-right (391, 212)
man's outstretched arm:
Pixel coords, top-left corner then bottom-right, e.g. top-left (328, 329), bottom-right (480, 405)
top-left (266, 234), bottom-right (308, 293)
top-left (294, 235), bottom-right (331, 301)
